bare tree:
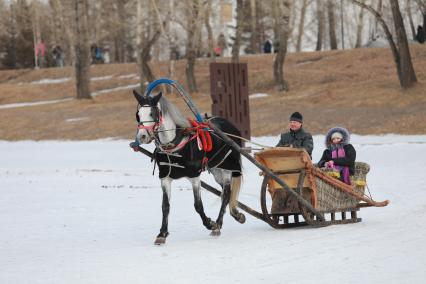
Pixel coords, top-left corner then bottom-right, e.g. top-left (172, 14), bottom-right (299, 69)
top-left (350, 0), bottom-right (417, 89)
top-left (204, 0), bottom-right (215, 62)
top-left (74, 0), bottom-right (91, 99)
top-left (389, 0), bottom-right (417, 87)
top-left (273, 0), bottom-right (292, 91)
top-left (232, 0), bottom-right (243, 63)
top-left (355, 0), bottom-right (365, 48)
top-left (327, 0), bottom-right (338, 49)
top-left (166, 0), bottom-right (177, 83)
top-left (406, 0), bottom-right (417, 40)
top-left (371, 0), bottom-right (383, 40)
top-left (136, 0), bottom-right (162, 91)
top-left (316, 0), bottom-right (325, 51)
top-left (415, 0), bottom-right (426, 14)
top-left (184, 0), bottom-right (203, 92)
top-left (249, 0), bottom-right (260, 53)
top-left (115, 0), bottom-right (127, 62)
top-left (296, 0), bottom-right (309, 52)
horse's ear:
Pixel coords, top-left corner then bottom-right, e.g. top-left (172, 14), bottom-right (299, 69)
top-left (133, 89), bottom-right (146, 105)
top-left (151, 91), bottom-right (162, 105)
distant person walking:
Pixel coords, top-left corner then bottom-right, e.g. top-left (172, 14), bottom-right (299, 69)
top-left (103, 46), bottom-right (110, 64)
top-left (52, 45), bottom-right (65, 67)
top-left (263, 40), bottom-right (272, 53)
top-left (416, 25), bottom-right (425, 44)
top-left (90, 44), bottom-right (104, 64)
top-left (217, 33), bottom-right (227, 56)
top-left (35, 40), bottom-right (46, 68)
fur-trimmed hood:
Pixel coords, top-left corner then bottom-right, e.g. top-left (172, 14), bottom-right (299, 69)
top-left (325, 127), bottom-right (350, 146)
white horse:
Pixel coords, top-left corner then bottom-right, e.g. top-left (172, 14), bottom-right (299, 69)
top-left (132, 90), bottom-right (245, 245)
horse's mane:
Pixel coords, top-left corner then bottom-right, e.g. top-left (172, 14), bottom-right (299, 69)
top-left (159, 96), bottom-right (191, 128)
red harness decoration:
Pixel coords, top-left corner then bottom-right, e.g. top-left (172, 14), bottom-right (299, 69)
top-left (187, 119), bottom-right (213, 152)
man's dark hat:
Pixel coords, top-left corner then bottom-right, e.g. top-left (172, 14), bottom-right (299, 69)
top-left (289, 111), bottom-right (303, 123)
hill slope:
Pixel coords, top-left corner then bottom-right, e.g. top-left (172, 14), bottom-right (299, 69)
top-left (0, 45), bottom-right (425, 140)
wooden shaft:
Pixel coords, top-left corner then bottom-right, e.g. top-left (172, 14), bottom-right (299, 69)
top-left (208, 123), bottom-right (326, 222)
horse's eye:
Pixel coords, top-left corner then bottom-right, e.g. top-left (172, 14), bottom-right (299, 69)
top-left (151, 109), bottom-right (157, 120)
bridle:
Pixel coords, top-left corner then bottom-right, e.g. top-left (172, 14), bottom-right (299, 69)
top-left (136, 105), bottom-right (163, 133)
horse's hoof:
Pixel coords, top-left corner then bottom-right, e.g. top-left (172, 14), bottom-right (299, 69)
top-left (210, 229), bottom-right (221, 237)
top-left (154, 237), bottom-right (167, 245)
top-left (206, 220), bottom-right (217, 230)
top-left (238, 213), bottom-right (246, 224)
top-left (232, 212), bottom-right (246, 224)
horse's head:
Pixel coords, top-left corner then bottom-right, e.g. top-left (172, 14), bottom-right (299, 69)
top-left (133, 90), bottom-right (163, 144)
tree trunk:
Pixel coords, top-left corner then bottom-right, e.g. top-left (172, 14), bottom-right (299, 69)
top-left (355, 0), bottom-right (365, 48)
top-left (74, 0), bottom-right (91, 99)
top-left (372, 0), bottom-right (383, 39)
top-left (185, 0), bottom-right (201, 92)
top-left (232, 0), bottom-right (243, 63)
top-left (204, 0), bottom-right (215, 61)
top-left (116, 0), bottom-right (127, 63)
top-left (167, 0), bottom-right (177, 84)
top-left (250, 0), bottom-right (259, 53)
top-left (273, 0), bottom-right (291, 92)
top-left (136, 0), bottom-right (158, 92)
top-left (316, 0), bottom-right (325, 51)
top-left (296, 0), bottom-right (308, 52)
top-left (421, 9), bottom-right (426, 41)
top-left (256, 1), bottom-right (265, 49)
top-left (389, 0), bottom-right (417, 88)
top-left (271, 0), bottom-right (279, 40)
top-left (339, 0), bottom-right (345, 49)
top-left (327, 0), bottom-right (338, 49)
top-left (406, 0), bottom-right (417, 40)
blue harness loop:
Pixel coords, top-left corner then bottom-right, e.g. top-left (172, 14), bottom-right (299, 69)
top-left (145, 78), bottom-right (203, 123)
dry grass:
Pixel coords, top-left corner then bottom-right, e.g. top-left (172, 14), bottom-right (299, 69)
top-left (0, 44), bottom-right (425, 141)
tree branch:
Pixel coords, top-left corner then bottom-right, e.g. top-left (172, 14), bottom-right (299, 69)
top-left (348, 0), bottom-right (399, 64)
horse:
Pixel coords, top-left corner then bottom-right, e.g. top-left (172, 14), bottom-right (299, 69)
top-left (132, 90), bottom-right (246, 245)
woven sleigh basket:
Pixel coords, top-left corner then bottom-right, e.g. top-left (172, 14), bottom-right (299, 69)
top-left (315, 162), bottom-right (370, 211)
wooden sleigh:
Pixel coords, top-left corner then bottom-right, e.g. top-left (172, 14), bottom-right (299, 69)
top-left (254, 147), bottom-right (389, 228)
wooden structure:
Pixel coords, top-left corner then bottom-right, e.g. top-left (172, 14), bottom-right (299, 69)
top-left (210, 63), bottom-right (250, 139)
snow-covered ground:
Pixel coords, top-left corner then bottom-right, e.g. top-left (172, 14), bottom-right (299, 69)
top-left (1, 135), bottom-right (426, 284)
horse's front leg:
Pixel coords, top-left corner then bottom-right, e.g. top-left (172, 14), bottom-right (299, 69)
top-left (190, 177), bottom-right (218, 232)
top-left (155, 177), bottom-right (172, 245)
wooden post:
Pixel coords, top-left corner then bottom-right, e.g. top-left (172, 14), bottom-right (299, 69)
top-left (210, 62), bottom-right (250, 139)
